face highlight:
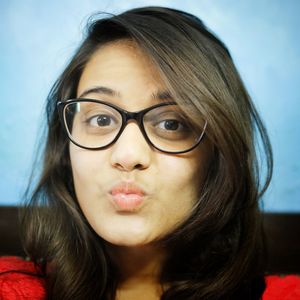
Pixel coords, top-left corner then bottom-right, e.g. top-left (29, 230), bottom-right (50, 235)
top-left (69, 40), bottom-right (210, 246)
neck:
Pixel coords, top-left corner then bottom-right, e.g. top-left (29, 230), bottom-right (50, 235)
top-left (106, 243), bottom-right (166, 286)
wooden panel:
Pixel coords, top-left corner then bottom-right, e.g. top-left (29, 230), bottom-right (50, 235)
top-left (0, 206), bottom-right (299, 273)
top-left (0, 206), bottom-right (24, 256)
top-left (264, 213), bottom-right (300, 274)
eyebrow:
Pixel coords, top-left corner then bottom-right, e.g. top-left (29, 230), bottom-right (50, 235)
top-left (150, 90), bottom-right (173, 101)
top-left (78, 86), bottom-right (173, 101)
top-left (78, 86), bottom-right (120, 98)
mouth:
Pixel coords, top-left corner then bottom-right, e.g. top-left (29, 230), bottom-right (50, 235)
top-left (110, 182), bottom-right (146, 211)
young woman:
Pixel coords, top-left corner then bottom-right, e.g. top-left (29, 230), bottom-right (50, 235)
top-left (1, 6), bottom-right (298, 300)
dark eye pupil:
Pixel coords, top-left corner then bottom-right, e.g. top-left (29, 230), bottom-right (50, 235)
top-left (164, 120), bottom-right (179, 130)
top-left (97, 115), bottom-right (111, 126)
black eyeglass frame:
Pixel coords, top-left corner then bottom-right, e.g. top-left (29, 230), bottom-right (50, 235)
top-left (57, 98), bottom-right (207, 154)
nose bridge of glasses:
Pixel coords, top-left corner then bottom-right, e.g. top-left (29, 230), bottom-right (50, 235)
top-left (124, 110), bottom-right (142, 122)
top-left (122, 110), bottom-right (144, 130)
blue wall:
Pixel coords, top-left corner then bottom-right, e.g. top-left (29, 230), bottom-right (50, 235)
top-left (0, 0), bottom-right (299, 211)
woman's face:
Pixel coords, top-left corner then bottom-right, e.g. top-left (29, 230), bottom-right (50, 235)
top-left (70, 40), bottom-right (211, 246)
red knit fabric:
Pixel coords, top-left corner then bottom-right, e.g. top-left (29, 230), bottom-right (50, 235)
top-left (1, 256), bottom-right (300, 299)
top-left (263, 275), bottom-right (300, 300)
top-left (0, 256), bottom-right (45, 299)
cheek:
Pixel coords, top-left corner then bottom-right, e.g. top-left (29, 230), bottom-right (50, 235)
top-left (155, 157), bottom-right (203, 218)
top-left (69, 146), bottom-right (108, 195)
top-left (158, 145), bottom-right (211, 212)
top-left (160, 156), bottom-right (203, 193)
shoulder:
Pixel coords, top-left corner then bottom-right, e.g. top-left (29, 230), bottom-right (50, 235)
top-left (0, 256), bottom-right (46, 299)
top-left (263, 274), bottom-right (300, 300)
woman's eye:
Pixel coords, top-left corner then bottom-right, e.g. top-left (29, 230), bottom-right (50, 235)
top-left (149, 114), bottom-right (194, 141)
top-left (88, 114), bottom-right (113, 127)
top-left (158, 119), bottom-right (182, 131)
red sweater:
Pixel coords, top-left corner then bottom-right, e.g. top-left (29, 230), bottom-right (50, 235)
top-left (0, 256), bottom-right (299, 299)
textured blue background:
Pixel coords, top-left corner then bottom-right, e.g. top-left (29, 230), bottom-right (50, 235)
top-left (0, 0), bottom-right (299, 211)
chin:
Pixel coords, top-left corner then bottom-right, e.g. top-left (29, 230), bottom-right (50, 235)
top-left (100, 229), bottom-right (156, 247)
top-left (110, 239), bottom-right (148, 247)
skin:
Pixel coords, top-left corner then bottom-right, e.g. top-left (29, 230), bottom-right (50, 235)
top-left (69, 40), bottom-right (211, 298)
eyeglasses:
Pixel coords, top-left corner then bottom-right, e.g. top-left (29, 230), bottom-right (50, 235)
top-left (57, 98), bottom-right (207, 154)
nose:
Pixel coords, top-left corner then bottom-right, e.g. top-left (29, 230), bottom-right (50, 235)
top-left (110, 122), bottom-right (152, 172)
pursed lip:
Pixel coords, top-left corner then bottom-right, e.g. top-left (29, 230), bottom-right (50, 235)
top-left (110, 182), bottom-right (146, 196)
top-left (109, 182), bottom-right (146, 211)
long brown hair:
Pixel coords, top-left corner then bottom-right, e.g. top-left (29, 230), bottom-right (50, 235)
top-left (21, 6), bottom-right (273, 299)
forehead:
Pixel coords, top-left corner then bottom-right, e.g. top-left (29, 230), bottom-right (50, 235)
top-left (77, 40), bottom-right (166, 104)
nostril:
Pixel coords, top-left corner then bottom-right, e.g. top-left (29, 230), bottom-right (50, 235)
top-left (112, 162), bottom-right (146, 172)
top-left (135, 163), bottom-right (144, 170)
